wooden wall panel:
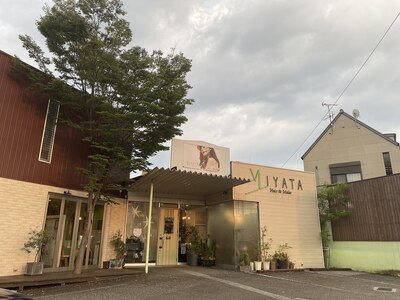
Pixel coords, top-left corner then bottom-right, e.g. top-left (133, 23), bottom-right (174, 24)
top-left (332, 174), bottom-right (400, 241)
top-left (0, 50), bottom-right (89, 190)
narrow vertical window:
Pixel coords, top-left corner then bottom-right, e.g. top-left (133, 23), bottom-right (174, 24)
top-left (39, 99), bottom-right (60, 163)
top-left (382, 152), bottom-right (393, 175)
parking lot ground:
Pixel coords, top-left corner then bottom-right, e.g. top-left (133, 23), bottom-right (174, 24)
top-left (12, 266), bottom-right (400, 300)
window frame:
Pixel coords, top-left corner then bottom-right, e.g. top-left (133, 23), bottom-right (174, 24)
top-left (38, 99), bottom-right (60, 163)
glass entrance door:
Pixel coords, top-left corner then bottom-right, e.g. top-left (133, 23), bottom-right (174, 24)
top-left (42, 195), bottom-right (104, 270)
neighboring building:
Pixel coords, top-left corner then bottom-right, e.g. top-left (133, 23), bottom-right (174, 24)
top-left (302, 109), bottom-right (400, 186)
top-left (0, 50), bottom-right (126, 276)
top-left (302, 109), bottom-right (400, 272)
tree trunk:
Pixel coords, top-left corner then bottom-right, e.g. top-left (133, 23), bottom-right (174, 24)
top-left (73, 192), bottom-right (96, 274)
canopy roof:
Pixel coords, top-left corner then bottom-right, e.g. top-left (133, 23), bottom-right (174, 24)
top-left (129, 168), bottom-right (249, 197)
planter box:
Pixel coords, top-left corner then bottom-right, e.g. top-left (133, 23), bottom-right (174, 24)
top-left (187, 252), bottom-right (198, 266)
top-left (202, 259), bottom-right (216, 267)
top-left (109, 259), bottom-right (124, 269)
top-left (26, 262), bottom-right (43, 275)
top-left (254, 261), bottom-right (262, 271)
top-left (262, 261), bottom-right (270, 270)
top-left (239, 265), bottom-right (251, 272)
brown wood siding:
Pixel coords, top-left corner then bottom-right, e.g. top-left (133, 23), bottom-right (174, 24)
top-left (0, 51), bottom-right (89, 190)
top-left (331, 174), bottom-right (400, 241)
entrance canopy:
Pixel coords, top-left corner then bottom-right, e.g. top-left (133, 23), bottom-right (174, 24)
top-left (129, 167), bottom-right (250, 197)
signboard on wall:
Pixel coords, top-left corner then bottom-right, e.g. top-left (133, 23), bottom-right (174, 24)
top-left (170, 139), bottom-right (230, 176)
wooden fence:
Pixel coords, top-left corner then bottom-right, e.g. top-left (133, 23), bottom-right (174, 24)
top-left (331, 174), bottom-right (400, 241)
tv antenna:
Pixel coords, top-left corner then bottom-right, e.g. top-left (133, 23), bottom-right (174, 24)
top-left (322, 102), bottom-right (337, 124)
top-left (352, 109), bottom-right (360, 119)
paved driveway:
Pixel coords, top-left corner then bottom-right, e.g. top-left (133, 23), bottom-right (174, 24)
top-left (19, 267), bottom-right (400, 300)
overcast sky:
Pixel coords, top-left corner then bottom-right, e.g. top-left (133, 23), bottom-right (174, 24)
top-left (2, 0), bottom-right (400, 172)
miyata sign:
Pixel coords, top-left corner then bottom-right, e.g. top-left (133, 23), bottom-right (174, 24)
top-left (170, 139), bottom-right (230, 176)
top-left (246, 168), bottom-right (303, 195)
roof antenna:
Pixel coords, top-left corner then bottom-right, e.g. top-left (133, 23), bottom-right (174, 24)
top-left (322, 102), bottom-right (337, 134)
top-left (322, 102), bottom-right (337, 124)
top-left (352, 108), bottom-right (360, 129)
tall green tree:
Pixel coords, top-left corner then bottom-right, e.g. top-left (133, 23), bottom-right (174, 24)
top-left (317, 183), bottom-right (351, 246)
top-left (17, 0), bottom-right (192, 274)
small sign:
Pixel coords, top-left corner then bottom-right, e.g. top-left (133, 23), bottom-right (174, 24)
top-left (133, 228), bottom-right (142, 237)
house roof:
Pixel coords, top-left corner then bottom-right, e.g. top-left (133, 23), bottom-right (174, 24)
top-left (301, 110), bottom-right (399, 160)
top-left (128, 167), bottom-right (250, 198)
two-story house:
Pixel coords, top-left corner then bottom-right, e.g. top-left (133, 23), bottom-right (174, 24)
top-left (0, 50), bottom-right (126, 276)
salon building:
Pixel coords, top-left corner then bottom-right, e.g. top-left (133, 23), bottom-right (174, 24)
top-left (121, 139), bottom-right (324, 269)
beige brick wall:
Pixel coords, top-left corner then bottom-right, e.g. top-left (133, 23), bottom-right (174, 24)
top-left (232, 161), bottom-right (324, 268)
top-left (0, 176), bottom-right (127, 276)
top-left (0, 177), bottom-right (86, 276)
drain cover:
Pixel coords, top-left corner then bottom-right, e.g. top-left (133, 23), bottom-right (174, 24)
top-left (373, 287), bottom-right (397, 292)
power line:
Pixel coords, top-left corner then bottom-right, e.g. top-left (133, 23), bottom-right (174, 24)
top-left (281, 10), bottom-right (400, 168)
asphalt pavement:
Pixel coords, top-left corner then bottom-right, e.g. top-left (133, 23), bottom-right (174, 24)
top-left (7, 266), bottom-right (400, 300)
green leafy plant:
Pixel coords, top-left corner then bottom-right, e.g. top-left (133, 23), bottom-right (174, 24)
top-left (260, 226), bottom-right (273, 261)
top-left (21, 229), bottom-right (51, 262)
top-left (110, 230), bottom-right (126, 260)
top-left (186, 226), bottom-right (202, 254)
top-left (273, 243), bottom-right (291, 262)
top-left (202, 239), bottom-right (216, 260)
top-left (318, 183), bottom-right (351, 246)
top-left (239, 251), bottom-right (250, 266)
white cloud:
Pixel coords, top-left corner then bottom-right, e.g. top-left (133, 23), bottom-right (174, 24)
top-left (3, 0), bottom-right (400, 172)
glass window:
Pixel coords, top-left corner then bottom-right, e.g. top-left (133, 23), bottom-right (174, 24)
top-left (330, 161), bottom-right (362, 184)
top-left (126, 202), bottom-right (159, 263)
top-left (346, 173), bottom-right (361, 182)
top-left (383, 152), bottom-right (393, 175)
top-left (207, 202), bottom-right (235, 266)
top-left (234, 201), bottom-right (260, 264)
top-left (39, 99), bottom-right (60, 163)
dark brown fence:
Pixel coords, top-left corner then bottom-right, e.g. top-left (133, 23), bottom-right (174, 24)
top-left (332, 174), bottom-right (400, 241)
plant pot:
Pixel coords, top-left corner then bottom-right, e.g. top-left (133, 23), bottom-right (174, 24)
top-left (250, 261), bottom-right (255, 271)
top-left (109, 259), bottom-right (124, 269)
top-left (254, 261), bottom-right (262, 271)
top-left (270, 260), bottom-right (276, 270)
top-left (26, 262), bottom-right (43, 275)
top-left (187, 252), bottom-right (198, 266)
top-left (239, 265), bottom-right (251, 272)
top-left (277, 259), bottom-right (289, 269)
top-left (262, 261), bottom-right (270, 270)
top-left (202, 259), bottom-right (216, 267)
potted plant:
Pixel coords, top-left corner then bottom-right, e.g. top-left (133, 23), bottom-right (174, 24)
top-left (186, 226), bottom-right (201, 266)
top-left (239, 251), bottom-right (251, 272)
top-left (109, 230), bottom-right (126, 269)
top-left (201, 239), bottom-right (216, 267)
top-left (260, 226), bottom-right (273, 270)
top-left (273, 243), bottom-right (291, 269)
top-left (21, 229), bottom-right (50, 275)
